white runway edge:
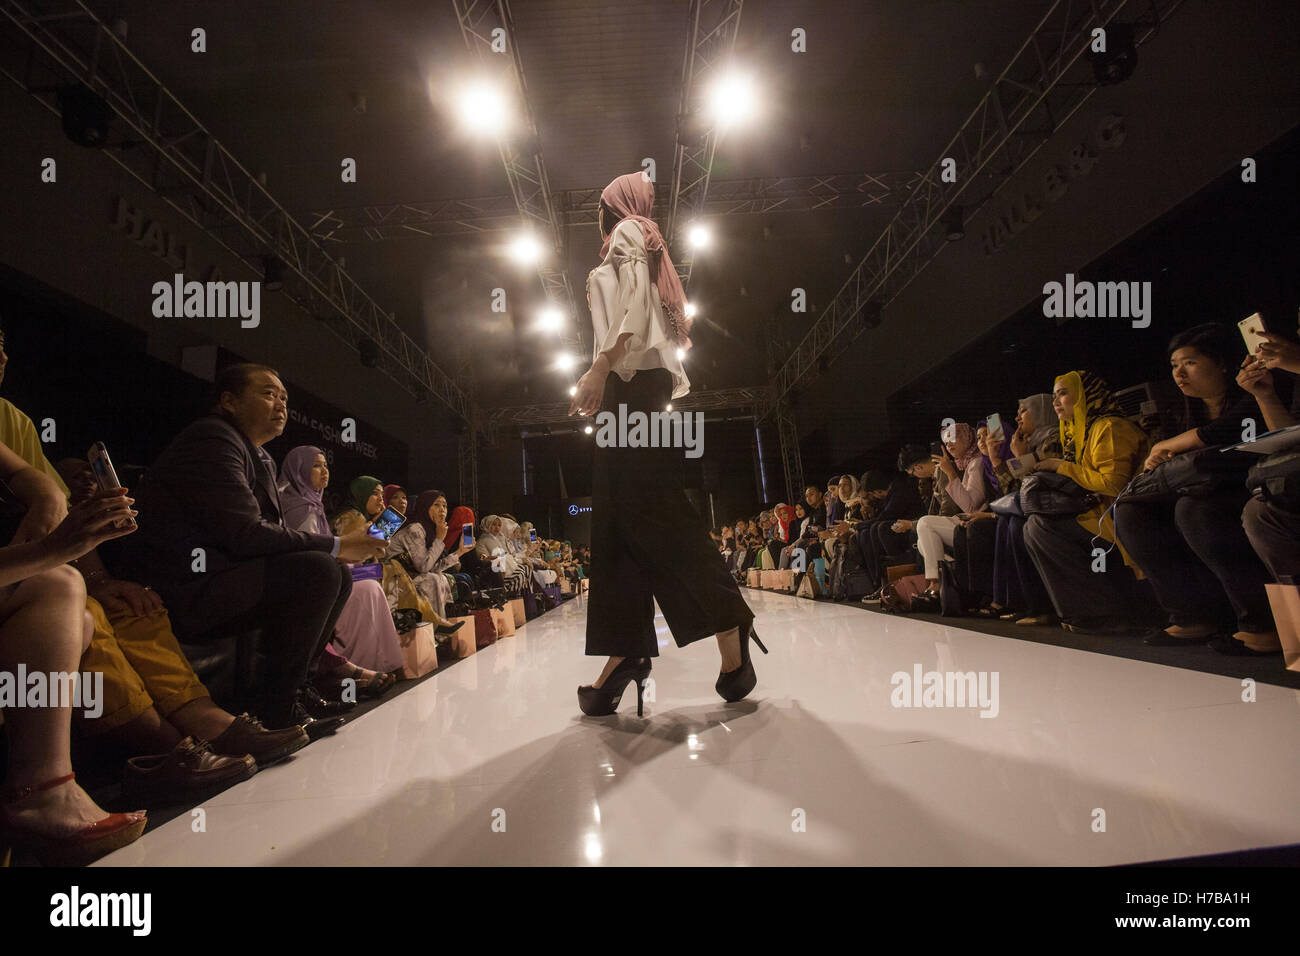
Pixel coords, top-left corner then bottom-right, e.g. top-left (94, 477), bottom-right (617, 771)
top-left (95, 590), bottom-right (1300, 866)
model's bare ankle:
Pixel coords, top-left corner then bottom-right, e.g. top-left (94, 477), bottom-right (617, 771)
top-left (592, 656), bottom-right (624, 689)
top-left (716, 627), bottom-right (741, 673)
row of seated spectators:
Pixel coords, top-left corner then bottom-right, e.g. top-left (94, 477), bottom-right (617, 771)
top-left (0, 345), bottom-right (586, 865)
top-left (718, 320), bottom-right (1300, 661)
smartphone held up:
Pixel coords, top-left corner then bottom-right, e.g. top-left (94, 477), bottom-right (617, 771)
top-left (88, 442), bottom-right (136, 530)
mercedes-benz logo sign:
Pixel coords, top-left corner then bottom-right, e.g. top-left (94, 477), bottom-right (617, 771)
top-left (568, 504), bottom-right (579, 515)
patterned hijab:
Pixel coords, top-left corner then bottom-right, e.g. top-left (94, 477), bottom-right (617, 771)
top-left (942, 422), bottom-right (979, 470)
top-left (1018, 393), bottom-right (1060, 453)
top-left (279, 445), bottom-right (328, 535)
top-left (598, 171), bottom-right (693, 349)
top-left (1056, 370), bottom-right (1127, 463)
top-left (348, 476), bottom-right (383, 517)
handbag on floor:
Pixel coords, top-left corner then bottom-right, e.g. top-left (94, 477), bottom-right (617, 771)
top-left (795, 570), bottom-right (822, 598)
top-left (881, 574), bottom-right (929, 614)
top-left (471, 608), bottom-right (497, 649)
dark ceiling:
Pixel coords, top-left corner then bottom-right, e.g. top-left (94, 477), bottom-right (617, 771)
top-left (84, 0), bottom-right (1050, 408)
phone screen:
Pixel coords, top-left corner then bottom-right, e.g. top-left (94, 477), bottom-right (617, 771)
top-left (461, 523), bottom-right (474, 548)
top-left (1239, 313), bottom-right (1268, 356)
top-left (529, 529), bottom-right (537, 542)
top-left (369, 506), bottom-right (405, 540)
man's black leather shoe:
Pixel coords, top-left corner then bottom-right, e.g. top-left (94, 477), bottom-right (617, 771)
top-left (298, 684), bottom-right (356, 718)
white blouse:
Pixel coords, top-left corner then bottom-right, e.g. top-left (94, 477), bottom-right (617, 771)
top-left (586, 218), bottom-right (690, 400)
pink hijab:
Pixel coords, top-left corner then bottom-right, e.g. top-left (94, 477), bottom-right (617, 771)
top-left (598, 171), bottom-right (693, 349)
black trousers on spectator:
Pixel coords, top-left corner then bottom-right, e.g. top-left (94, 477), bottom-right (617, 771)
top-left (169, 551), bottom-right (353, 724)
top-left (855, 520), bottom-right (916, 592)
top-left (1116, 492), bottom-right (1274, 632)
top-left (586, 369), bottom-right (754, 657)
top-left (1023, 514), bottom-right (1140, 623)
top-left (953, 518), bottom-right (997, 602)
top-left (991, 513), bottom-right (1051, 614)
top-left (1242, 496), bottom-right (1300, 582)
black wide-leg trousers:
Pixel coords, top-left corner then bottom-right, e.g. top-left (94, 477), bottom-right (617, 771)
top-left (585, 368), bottom-right (754, 657)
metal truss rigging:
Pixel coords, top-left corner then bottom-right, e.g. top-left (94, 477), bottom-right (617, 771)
top-left (304, 170), bottom-right (925, 243)
top-left (755, 0), bottom-right (1185, 424)
top-left (0, 0), bottom-right (471, 421)
top-left (452, 0), bottom-right (584, 364)
top-left (663, 0), bottom-right (744, 291)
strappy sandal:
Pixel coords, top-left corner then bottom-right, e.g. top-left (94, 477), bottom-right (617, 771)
top-left (1, 772), bottom-right (147, 867)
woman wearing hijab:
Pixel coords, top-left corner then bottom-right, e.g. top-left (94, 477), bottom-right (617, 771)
top-left (567, 171), bottom-right (761, 713)
top-left (442, 505), bottom-right (479, 596)
top-left (518, 521), bottom-right (558, 587)
top-left (949, 417), bottom-right (1016, 613)
top-left (278, 448), bottom-right (399, 692)
top-left (332, 475), bottom-right (447, 629)
top-left (382, 484), bottom-right (408, 516)
top-left (968, 395), bottom-right (1064, 623)
top-left (476, 515), bottom-right (532, 596)
top-left (387, 490), bottom-right (471, 640)
top-left (912, 422), bottom-right (992, 601)
top-left (1023, 370), bottom-right (1149, 634)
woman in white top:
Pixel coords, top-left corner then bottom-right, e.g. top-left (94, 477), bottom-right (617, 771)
top-left (567, 171), bottom-right (764, 715)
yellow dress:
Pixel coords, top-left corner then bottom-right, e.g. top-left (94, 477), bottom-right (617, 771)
top-left (1054, 416), bottom-right (1148, 573)
top-left (332, 509), bottom-right (440, 624)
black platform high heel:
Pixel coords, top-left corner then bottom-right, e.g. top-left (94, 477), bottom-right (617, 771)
top-left (578, 657), bottom-right (652, 717)
top-left (716, 619), bottom-right (768, 703)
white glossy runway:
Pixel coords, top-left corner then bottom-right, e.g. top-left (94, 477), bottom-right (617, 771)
top-left (96, 590), bottom-right (1300, 866)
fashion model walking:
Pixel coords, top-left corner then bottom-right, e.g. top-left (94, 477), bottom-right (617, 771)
top-left (567, 171), bottom-right (765, 716)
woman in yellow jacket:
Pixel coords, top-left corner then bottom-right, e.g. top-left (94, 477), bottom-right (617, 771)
top-left (1023, 370), bottom-right (1149, 634)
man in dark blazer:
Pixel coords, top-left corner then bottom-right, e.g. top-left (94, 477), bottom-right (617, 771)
top-left (125, 363), bottom-right (383, 730)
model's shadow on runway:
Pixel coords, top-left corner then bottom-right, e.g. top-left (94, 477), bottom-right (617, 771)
top-left (272, 687), bottom-right (1277, 865)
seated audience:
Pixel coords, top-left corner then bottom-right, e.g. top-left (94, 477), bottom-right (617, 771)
top-left (277, 446), bottom-right (403, 685)
top-left (0, 437), bottom-right (148, 865)
top-left (53, 457), bottom-right (308, 794)
top-left (382, 484), bottom-right (408, 516)
top-left (334, 475), bottom-right (454, 630)
top-left (387, 489), bottom-right (473, 638)
top-left (852, 457), bottom-right (927, 602)
top-left (1237, 318), bottom-right (1300, 583)
top-left (970, 394), bottom-right (1062, 624)
top-left (914, 423), bottom-right (991, 598)
top-left (1116, 324), bottom-right (1279, 654)
top-left (476, 515), bottom-right (531, 595)
top-left (1023, 370), bottom-right (1148, 634)
top-left (121, 363), bottom-right (380, 729)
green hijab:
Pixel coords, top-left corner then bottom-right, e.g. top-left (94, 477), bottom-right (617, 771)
top-left (348, 475), bottom-right (383, 516)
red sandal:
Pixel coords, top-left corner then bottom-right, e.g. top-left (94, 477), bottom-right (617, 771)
top-left (1, 772), bottom-right (147, 867)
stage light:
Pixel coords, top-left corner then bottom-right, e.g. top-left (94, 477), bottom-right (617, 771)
top-left (569, 384), bottom-right (578, 396)
top-left (555, 352), bottom-right (577, 372)
top-left (457, 80), bottom-right (509, 135)
top-left (676, 348), bottom-right (686, 361)
top-left (1088, 22), bottom-right (1137, 85)
top-left (684, 301), bottom-right (697, 318)
top-left (510, 233), bottom-right (542, 265)
top-left (708, 71), bottom-right (758, 129)
top-left (941, 204), bottom-right (965, 241)
top-left (688, 224), bottom-right (711, 249)
top-left (536, 306), bottom-right (563, 332)
top-left (665, 403), bottom-right (672, 412)
top-left (584, 424), bottom-right (593, 435)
